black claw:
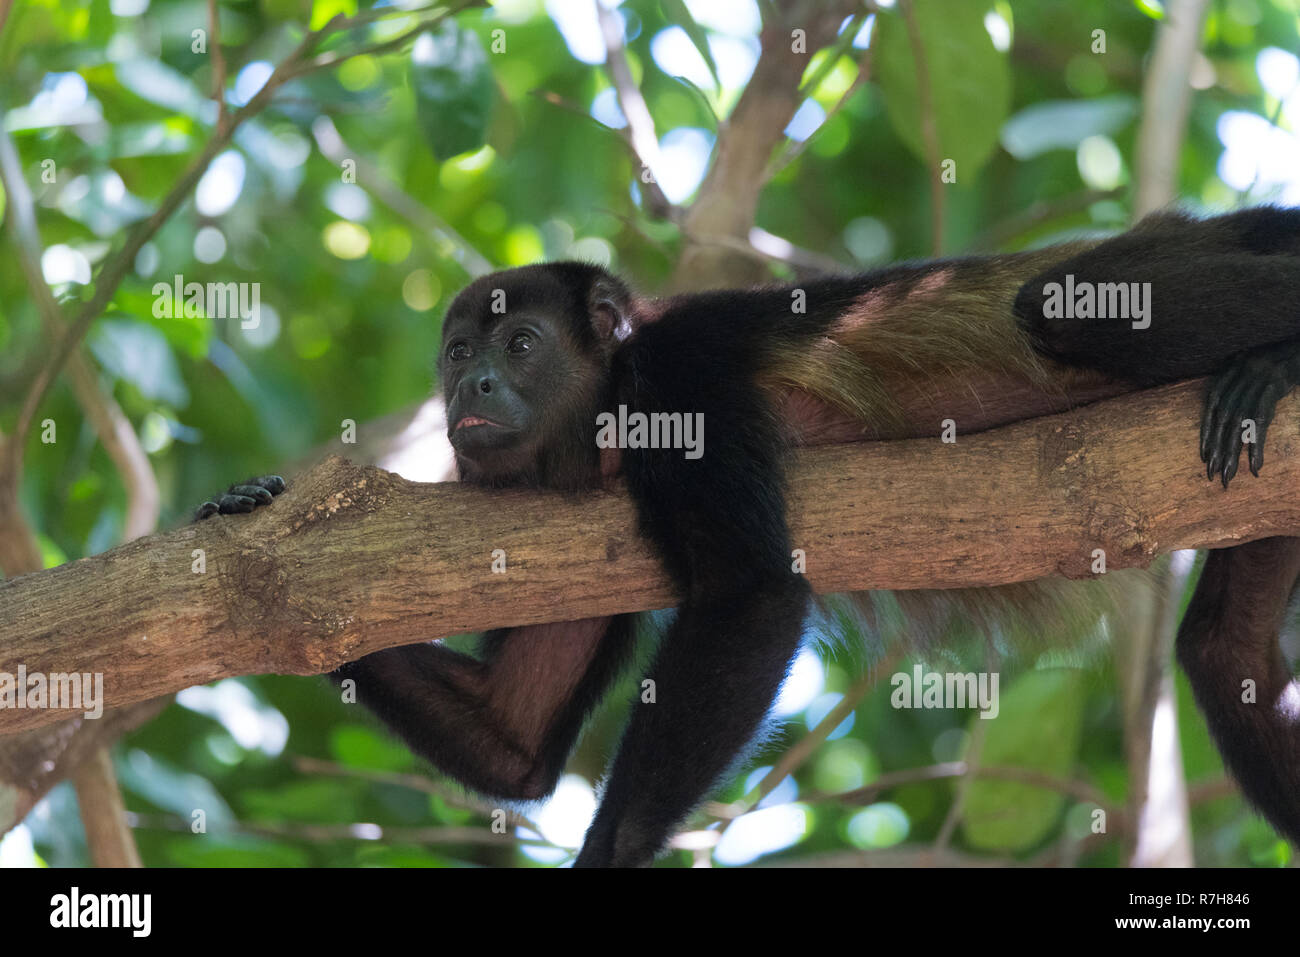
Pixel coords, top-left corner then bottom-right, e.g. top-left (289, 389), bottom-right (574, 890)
top-left (1248, 422), bottom-right (1268, 475)
top-left (1249, 389), bottom-right (1281, 477)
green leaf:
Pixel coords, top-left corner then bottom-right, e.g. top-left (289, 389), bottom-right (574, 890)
top-left (411, 22), bottom-right (495, 161)
top-left (330, 724), bottom-right (416, 771)
top-left (873, 0), bottom-right (1011, 180)
top-left (1134, 0), bottom-right (1165, 20)
top-left (89, 319), bottom-right (189, 406)
top-left (310, 0), bottom-right (358, 32)
top-left (242, 779), bottom-right (360, 823)
top-left (1000, 96), bottom-right (1139, 160)
top-left (165, 838), bottom-right (311, 868)
top-left (660, 0), bottom-right (720, 88)
top-left (961, 668), bottom-right (1086, 852)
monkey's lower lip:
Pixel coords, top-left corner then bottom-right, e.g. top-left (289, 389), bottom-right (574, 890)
top-left (453, 416), bottom-right (508, 431)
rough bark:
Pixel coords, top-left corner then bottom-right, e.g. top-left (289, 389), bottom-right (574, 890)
top-left (2, 378), bottom-right (1298, 735)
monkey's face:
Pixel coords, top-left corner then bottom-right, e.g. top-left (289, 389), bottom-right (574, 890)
top-left (439, 266), bottom-right (618, 485)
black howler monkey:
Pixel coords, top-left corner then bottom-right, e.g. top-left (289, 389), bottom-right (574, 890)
top-left (203, 206), bottom-right (1300, 867)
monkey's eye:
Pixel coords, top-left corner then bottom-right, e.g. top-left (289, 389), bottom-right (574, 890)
top-left (506, 331), bottom-right (534, 354)
top-left (447, 342), bottom-right (472, 361)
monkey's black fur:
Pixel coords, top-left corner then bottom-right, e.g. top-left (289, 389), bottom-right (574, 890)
top-left (206, 207), bottom-right (1300, 866)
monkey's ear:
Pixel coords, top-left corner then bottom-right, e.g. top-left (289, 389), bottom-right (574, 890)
top-left (589, 275), bottom-right (634, 342)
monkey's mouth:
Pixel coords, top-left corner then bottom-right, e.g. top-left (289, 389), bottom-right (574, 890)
top-left (453, 415), bottom-right (509, 432)
top-left (450, 415), bottom-right (522, 456)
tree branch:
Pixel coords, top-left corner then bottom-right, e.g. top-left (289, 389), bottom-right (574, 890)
top-left (899, 0), bottom-right (944, 255)
top-left (2, 379), bottom-right (1298, 734)
top-left (670, 0), bottom-right (861, 290)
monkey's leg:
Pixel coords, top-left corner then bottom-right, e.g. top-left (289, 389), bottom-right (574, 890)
top-left (1176, 537), bottom-right (1300, 844)
top-left (333, 615), bottom-right (636, 800)
top-left (574, 584), bottom-right (810, 867)
top-left (1015, 252), bottom-right (1300, 386)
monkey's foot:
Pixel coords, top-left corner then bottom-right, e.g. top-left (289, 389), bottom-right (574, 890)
top-left (1200, 342), bottom-right (1300, 488)
top-left (194, 475), bottom-right (286, 520)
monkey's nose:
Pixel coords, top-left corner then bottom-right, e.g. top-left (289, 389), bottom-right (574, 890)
top-left (479, 378), bottom-right (493, 394)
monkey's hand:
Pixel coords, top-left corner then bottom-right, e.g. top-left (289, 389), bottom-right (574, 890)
top-left (194, 475), bottom-right (286, 520)
top-left (1201, 341), bottom-right (1300, 487)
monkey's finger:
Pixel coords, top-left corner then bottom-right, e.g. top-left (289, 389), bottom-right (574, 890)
top-left (243, 475), bottom-right (286, 495)
top-left (1201, 371), bottom-right (1236, 465)
top-left (217, 493), bottom-right (258, 514)
top-left (1219, 404), bottom-right (1250, 487)
top-left (229, 484), bottom-right (274, 504)
top-left (1202, 370), bottom-right (1244, 478)
top-left (1247, 382), bottom-right (1284, 477)
top-left (1222, 378), bottom-right (1275, 487)
top-left (1222, 447), bottom-right (1240, 487)
top-left (261, 475), bottom-right (286, 495)
top-left (1212, 373), bottom-right (1256, 485)
top-left (195, 501), bottom-right (220, 520)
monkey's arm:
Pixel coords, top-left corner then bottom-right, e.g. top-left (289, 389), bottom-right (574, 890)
top-left (331, 616), bottom-right (635, 801)
top-left (196, 474), bottom-right (637, 806)
top-left (575, 321), bottom-right (813, 868)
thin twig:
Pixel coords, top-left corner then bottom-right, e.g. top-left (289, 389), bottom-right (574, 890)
top-left (764, 39), bottom-right (875, 184)
top-left (969, 188), bottom-right (1124, 251)
top-left (932, 702), bottom-right (986, 850)
top-left (706, 650), bottom-right (901, 825)
top-left (292, 755), bottom-right (540, 833)
top-left (816, 761), bottom-right (1115, 813)
top-left (594, 3), bottom-right (674, 219)
top-left (593, 206), bottom-right (677, 260)
top-left (531, 89), bottom-right (678, 223)
top-left (685, 227), bottom-right (846, 275)
top-left (207, 0), bottom-right (228, 132)
top-left (899, 0), bottom-right (944, 255)
top-left (128, 813), bottom-right (560, 849)
top-left (670, 74), bottom-right (722, 130)
top-left (289, 1), bottom-right (488, 79)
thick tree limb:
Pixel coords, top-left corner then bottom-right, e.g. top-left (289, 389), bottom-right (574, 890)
top-left (2, 379), bottom-right (1299, 734)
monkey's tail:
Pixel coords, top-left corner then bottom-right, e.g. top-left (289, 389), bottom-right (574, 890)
top-left (1176, 537), bottom-right (1300, 845)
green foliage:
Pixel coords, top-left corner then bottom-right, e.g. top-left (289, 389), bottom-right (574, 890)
top-left (873, 0), bottom-right (1011, 181)
top-left (961, 669), bottom-right (1086, 852)
top-left (411, 20), bottom-right (496, 161)
top-left (2, 0), bottom-right (1296, 868)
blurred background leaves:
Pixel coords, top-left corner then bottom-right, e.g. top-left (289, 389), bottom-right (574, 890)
top-left (1, 0), bottom-right (1298, 867)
